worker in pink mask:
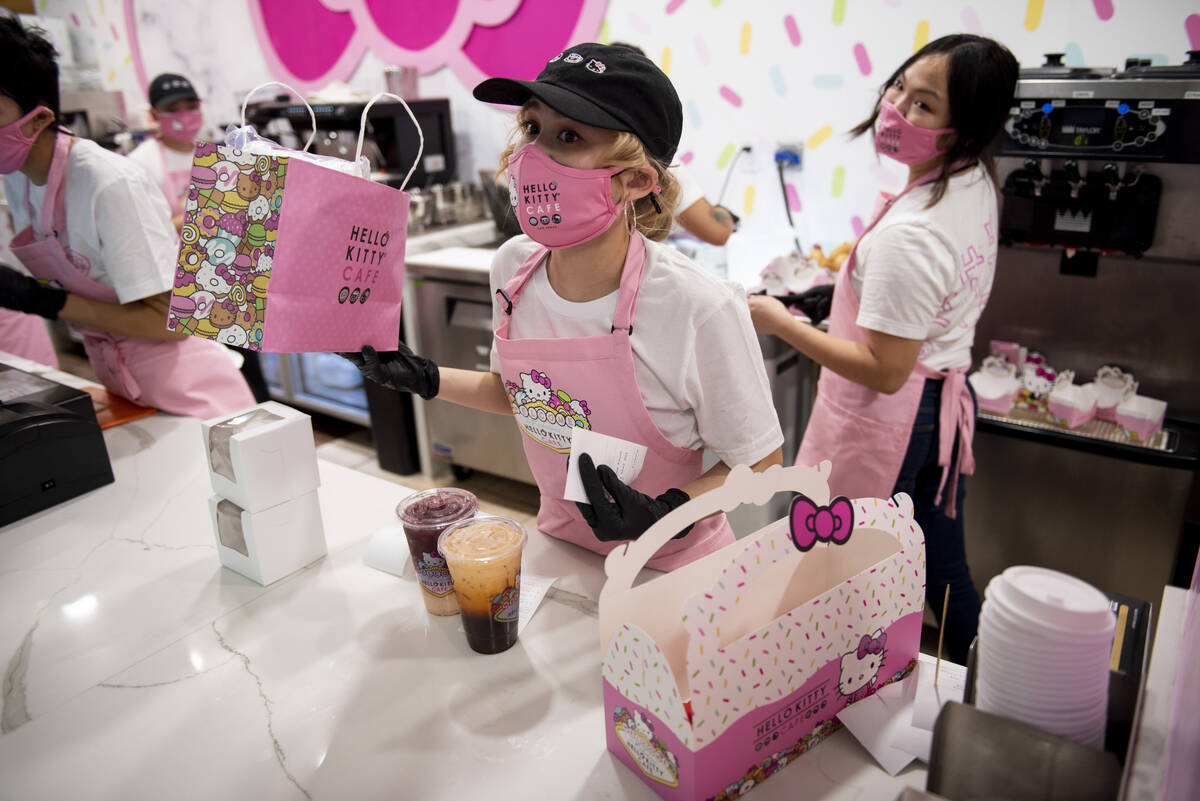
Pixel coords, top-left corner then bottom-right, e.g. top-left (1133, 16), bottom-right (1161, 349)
top-left (345, 43), bottom-right (783, 570)
top-left (748, 35), bottom-right (1018, 663)
top-left (127, 73), bottom-right (204, 232)
top-left (0, 17), bottom-right (253, 417)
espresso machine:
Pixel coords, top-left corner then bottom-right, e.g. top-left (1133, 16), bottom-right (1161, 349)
top-left (966, 52), bottom-right (1200, 620)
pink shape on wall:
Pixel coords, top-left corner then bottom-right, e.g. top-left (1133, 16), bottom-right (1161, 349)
top-left (853, 42), bottom-right (871, 76)
top-left (850, 215), bottom-right (865, 237)
top-left (719, 86), bottom-right (743, 107)
top-left (783, 14), bottom-right (801, 46)
top-left (785, 182), bottom-right (801, 212)
top-left (1187, 13), bottom-right (1200, 50)
top-left (1091, 0), bottom-right (1114, 21)
top-left (234, 0), bottom-right (607, 93)
top-left (666, 0), bottom-right (686, 13)
top-left (961, 6), bottom-right (982, 34)
top-left (679, 150), bottom-right (693, 165)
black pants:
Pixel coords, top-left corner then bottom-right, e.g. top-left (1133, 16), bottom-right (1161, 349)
top-left (892, 378), bottom-right (980, 665)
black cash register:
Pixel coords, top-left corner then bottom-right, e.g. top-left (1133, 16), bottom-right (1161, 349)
top-left (0, 364), bottom-right (114, 527)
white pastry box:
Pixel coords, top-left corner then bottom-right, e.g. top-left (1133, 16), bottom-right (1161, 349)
top-left (208, 491), bottom-right (327, 585)
top-left (1115, 395), bottom-right (1167, 442)
top-left (201, 401), bottom-right (320, 513)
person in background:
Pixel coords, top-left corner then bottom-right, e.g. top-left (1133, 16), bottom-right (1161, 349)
top-left (127, 71), bottom-right (270, 402)
top-left (0, 16), bottom-right (253, 417)
top-left (127, 73), bottom-right (203, 232)
top-left (345, 43), bottom-right (783, 570)
top-left (749, 34), bottom-right (1019, 663)
top-left (610, 41), bottom-right (737, 246)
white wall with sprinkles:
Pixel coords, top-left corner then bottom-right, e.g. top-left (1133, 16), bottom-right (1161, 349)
top-left (36, 0), bottom-right (1200, 251)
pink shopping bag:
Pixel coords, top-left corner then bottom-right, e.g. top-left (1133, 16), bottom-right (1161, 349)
top-left (168, 87), bottom-right (423, 353)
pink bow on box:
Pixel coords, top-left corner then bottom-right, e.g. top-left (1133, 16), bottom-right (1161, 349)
top-left (530, 370), bottom-right (551, 388)
top-left (1035, 366), bottom-right (1055, 380)
top-left (856, 632), bottom-right (886, 659)
top-left (789, 492), bottom-right (854, 552)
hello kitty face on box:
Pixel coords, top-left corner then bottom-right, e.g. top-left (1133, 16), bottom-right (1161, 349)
top-left (1022, 363), bottom-right (1057, 396)
top-left (521, 370), bottom-right (552, 404)
top-left (838, 630), bottom-right (886, 700)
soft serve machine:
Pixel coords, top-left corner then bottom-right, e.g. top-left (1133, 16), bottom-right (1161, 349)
top-left (966, 52), bottom-right (1200, 623)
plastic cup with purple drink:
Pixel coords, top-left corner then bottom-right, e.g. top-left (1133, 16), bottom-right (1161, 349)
top-left (395, 488), bottom-right (478, 615)
top-left (438, 515), bottom-right (527, 654)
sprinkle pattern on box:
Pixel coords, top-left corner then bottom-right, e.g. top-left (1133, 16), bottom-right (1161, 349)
top-left (603, 494), bottom-right (923, 749)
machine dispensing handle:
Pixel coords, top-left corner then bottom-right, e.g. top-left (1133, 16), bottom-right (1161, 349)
top-left (1023, 158), bottom-right (1048, 197)
top-left (1063, 159), bottom-right (1084, 199)
top-left (1043, 53), bottom-right (1066, 66)
top-left (1103, 162), bottom-right (1121, 201)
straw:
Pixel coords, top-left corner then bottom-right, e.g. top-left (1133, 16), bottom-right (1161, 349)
top-left (935, 584), bottom-right (949, 684)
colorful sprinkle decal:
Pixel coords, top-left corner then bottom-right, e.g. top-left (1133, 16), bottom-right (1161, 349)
top-left (1187, 14), bottom-right (1200, 50)
top-left (1092, 0), bottom-right (1114, 21)
top-left (812, 74), bottom-right (844, 90)
top-left (716, 143), bottom-right (736, 169)
top-left (598, 19), bottom-right (610, 43)
top-left (806, 125), bottom-right (834, 150)
top-left (719, 85), bottom-right (743, 107)
top-left (768, 64), bottom-right (787, 96)
top-left (913, 20), bottom-right (930, 53)
top-left (661, 45), bottom-right (672, 75)
top-left (785, 183), bottom-right (802, 212)
top-left (111, 23), bottom-right (120, 41)
top-left (711, 0), bottom-right (722, 6)
top-left (832, 0), bottom-right (847, 26)
top-left (853, 42), bottom-right (872, 75)
top-left (832, 166), bottom-right (846, 198)
top-left (70, 12), bottom-right (80, 26)
top-left (1063, 42), bottom-right (1085, 67)
top-left (629, 12), bottom-right (651, 34)
top-left (666, 0), bottom-right (687, 13)
top-left (686, 100), bottom-right (703, 128)
top-left (1024, 0), bottom-right (1044, 31)
top-left (851, 215), bottom-right (865, 237)
top-left (694, 34), bottom-right (710, 65)
top-left (784, 14), bottom-right (801, 46)
top-left (740, 22), bottom-right (752, 54)
top-left (680, 150), bottom-right (694, 165)
top-left (961, 6), bottom-right (982, 34)
top-left (743, 186), bottom-right (755, 215)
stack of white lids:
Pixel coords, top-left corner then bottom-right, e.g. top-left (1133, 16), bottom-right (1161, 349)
top-left (976, 566), bottom-right (1116, 749)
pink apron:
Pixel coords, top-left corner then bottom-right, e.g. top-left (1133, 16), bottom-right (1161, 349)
top-left (493, 234), bottom-right (734, 571)
top-left (157, 139), bottom-right (191, 219)
top-left (8, 132), bottom-right (254, 418)
top-left (796, 168), bottom-right (976, 517)
top-left (0, 308), bottom-right (59, 367)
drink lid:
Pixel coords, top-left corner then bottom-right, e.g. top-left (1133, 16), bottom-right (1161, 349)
top-left (396, 488), bottom-right (479, 530)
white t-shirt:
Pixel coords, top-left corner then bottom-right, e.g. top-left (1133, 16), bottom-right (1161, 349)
top-left (127, 137), bottom-right (195, 190)
top-left (489, 234), bottom-right (784, 468)
top-left (851, 164), bottom-right (998, 371)
top-left (3, 138), bottom-right (177, 303)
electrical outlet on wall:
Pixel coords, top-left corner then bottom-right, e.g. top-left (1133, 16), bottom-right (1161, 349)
top-left (774, 142), bottom-right (803, 170)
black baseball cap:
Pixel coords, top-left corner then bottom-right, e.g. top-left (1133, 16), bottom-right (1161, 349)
top-left (473, 43), bottom-right (683, 164)
top-left (148, 73), bottom-right (199, 108)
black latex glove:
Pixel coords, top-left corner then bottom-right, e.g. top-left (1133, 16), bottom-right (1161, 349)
top-left (575, 452), bottom-right (694, 542)
top-left (769, 284), bottom-right (834, 325)
top-left (0, 263), bottom-right (67, 319)
top-left (339, 343), bottom-right (439, 399)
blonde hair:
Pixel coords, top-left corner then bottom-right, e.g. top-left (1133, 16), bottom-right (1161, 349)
top-left (496, 106), bottom-right (680, 242)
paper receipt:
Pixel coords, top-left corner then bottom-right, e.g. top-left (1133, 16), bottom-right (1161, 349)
top-left (562, 427), bottom-right (647, 504)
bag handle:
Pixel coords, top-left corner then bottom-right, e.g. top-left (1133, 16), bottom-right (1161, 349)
top-left (240, 81), bottom-right (317, 153)
top-left (598, 462), bottom-right (833, 604)
top-left (356, 92), bottom-right (425, 192)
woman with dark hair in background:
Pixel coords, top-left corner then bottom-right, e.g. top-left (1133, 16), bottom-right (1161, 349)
top-left (0, 16), bottom-right (254, 417)
top-left (749, 35), bottom-right (1019, 662)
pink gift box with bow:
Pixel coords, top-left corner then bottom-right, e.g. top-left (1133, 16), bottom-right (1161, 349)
top-left (599, 463), bottom-right (924, 801)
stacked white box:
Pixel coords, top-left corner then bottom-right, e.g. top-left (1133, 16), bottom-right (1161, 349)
top-left (201, 401), bottom-right (326, 585)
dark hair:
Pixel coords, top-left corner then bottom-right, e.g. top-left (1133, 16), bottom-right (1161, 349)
top-left (0, 15), bottom-right (62, 124)
top-left (851, 34), bottom-right (1018, 206)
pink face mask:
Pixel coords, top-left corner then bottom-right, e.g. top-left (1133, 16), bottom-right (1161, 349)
top-left (157, 108), bottom-right (204, 143)
top-left (874, 99), bottom-right (954, 166)
top-left (506, 144), bottom-right (624, 249)
top-left (0, 106), bottom-right (50, 175)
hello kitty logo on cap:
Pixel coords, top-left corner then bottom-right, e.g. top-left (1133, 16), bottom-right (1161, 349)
top-left (586, 59), bottom-right (606, 73)
top-left (564, 52), bottom-right (584, 64)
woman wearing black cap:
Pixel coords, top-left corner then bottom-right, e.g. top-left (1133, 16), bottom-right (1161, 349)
top-left (346, 43), bottom-right (783, 570)
top-left (128, 73), bottom-right (206, 232)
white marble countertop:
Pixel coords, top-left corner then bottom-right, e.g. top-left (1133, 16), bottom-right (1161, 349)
top-left (0, 405), bottom-right (927, 800)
